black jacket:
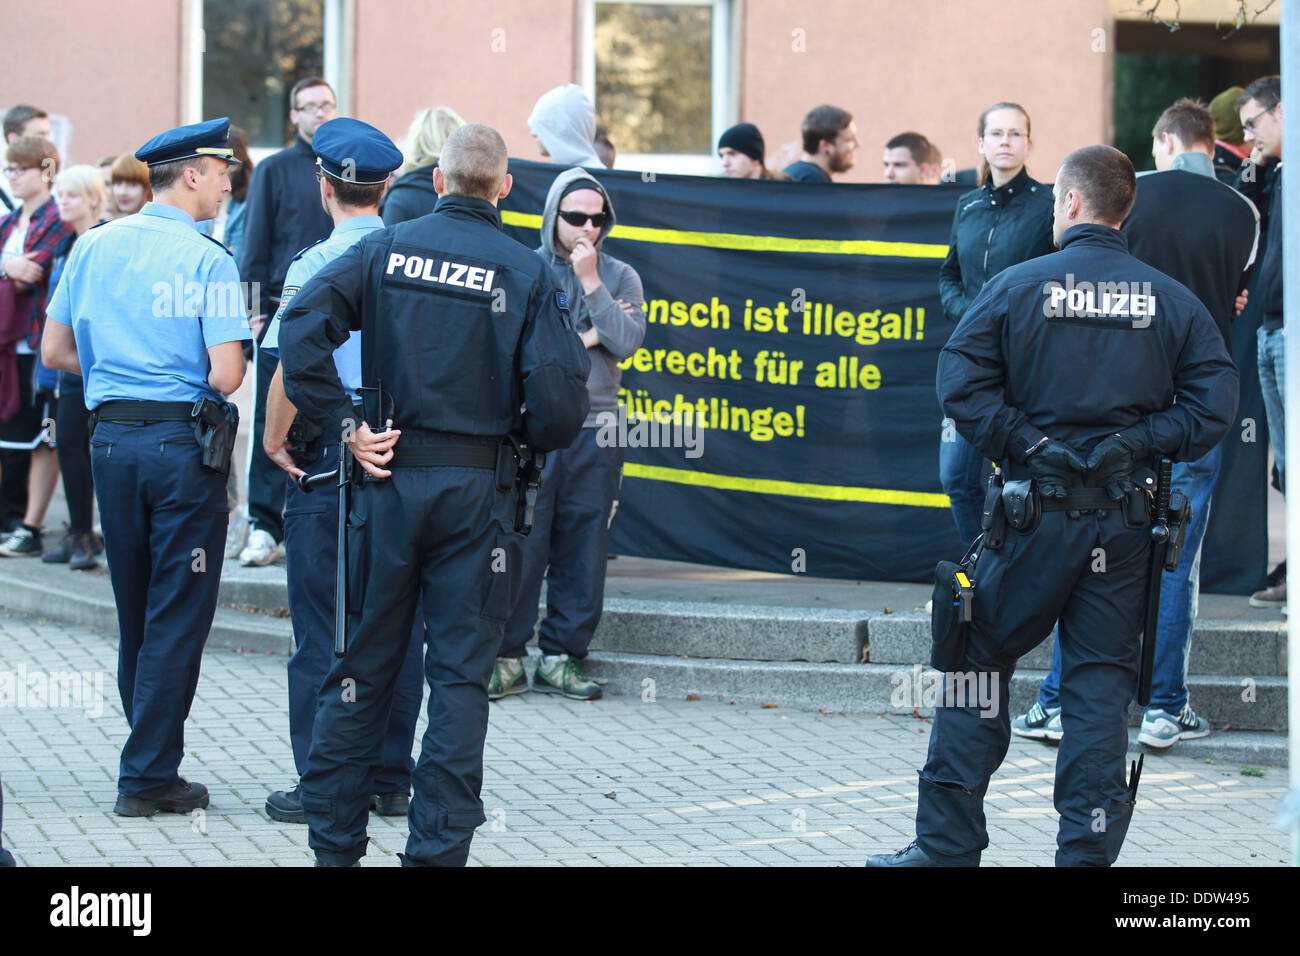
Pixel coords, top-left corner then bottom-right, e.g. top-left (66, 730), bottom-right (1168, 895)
top-left (1122, 168), bottom-right (1259, 345)
top-left (278, 195), bottom-right (590, 451)
top-left (938, 224), bottom-right (1238, 472)
top-left (238, 135), bottom-right (332, 319)
top-left (938, 167), bottom-right (1055, 325)
top-left (379, 163), bottom-right (439, 227)
top-left (1252, 165), bottom-right (1283, 330)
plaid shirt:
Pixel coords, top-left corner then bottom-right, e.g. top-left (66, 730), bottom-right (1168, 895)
top-left (0, 197), bottom-right (74, 349)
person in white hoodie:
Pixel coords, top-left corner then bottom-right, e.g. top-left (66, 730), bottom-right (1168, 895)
top-left (528, 85), bottom-right (606, 168)
top-left (491, 167), bottom-right (644, 700)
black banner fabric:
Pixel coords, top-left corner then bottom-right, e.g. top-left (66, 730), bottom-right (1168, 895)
top-left (501, 159), bottom-right (963, 582)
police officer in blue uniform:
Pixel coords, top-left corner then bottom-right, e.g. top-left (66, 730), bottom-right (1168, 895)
top-left (43, 118), bottom-right (250, 816)
top-left (867, 146), bottom-right (1238, 867)
top-left (259, 118), bottom-right (424, 824)
top-left (278, 123), bottom-right (590, 866)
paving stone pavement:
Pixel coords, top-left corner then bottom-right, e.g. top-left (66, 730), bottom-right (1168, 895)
top-left (0, 611), bottom-right (1289, 866)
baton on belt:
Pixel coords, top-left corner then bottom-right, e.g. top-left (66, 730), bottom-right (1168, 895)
top-left (297, 441), bottom-right (351, 658)
top-left (1137, 458), bottom-right (1172, 708)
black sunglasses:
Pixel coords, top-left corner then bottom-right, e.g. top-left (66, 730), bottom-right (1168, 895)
top-left (558, 210), bottom-right (607, 228)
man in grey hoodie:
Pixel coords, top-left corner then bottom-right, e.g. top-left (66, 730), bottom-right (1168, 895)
top-left (528, 84), bottom-right (606, 168)
top-left (492, 167), bottom-right (645, 700)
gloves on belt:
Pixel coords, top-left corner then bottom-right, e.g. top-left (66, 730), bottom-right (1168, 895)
top-left (1087, 433), bottom-right (1138, 500)
top-left (1026, 439), bottom-right (1087, 499)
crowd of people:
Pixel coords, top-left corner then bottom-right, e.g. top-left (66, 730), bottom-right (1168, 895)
top-left (0, 66), bottom-right (1286, 868)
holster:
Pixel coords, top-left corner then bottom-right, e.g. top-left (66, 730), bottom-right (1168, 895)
top-left (930, 558), bottom-right (976, 672)
top-left (505, 435), bottom-right (545, 536)
top-left (192, 398), bottom-right (239, 475)
top-left (1001, 479), bottom-right (1041, 533)
top-left (1163, 490), bottom-right (1192, 572)
top-left (980, 470), bottom-right (1006, 550)
top-left (287, 416), bottom-right (325, 468)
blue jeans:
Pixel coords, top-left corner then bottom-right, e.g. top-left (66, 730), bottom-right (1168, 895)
top-left (940, 423), bottom-right (986, 551)
top-left (1257, 326), bottom-right (1285, 488)
top-left (1038, 441), bottom-right (1225, 714)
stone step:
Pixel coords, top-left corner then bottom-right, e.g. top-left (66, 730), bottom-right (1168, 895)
top-left (581, 651), bottom-right (1289, 737)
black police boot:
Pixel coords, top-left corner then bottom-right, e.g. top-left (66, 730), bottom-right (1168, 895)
top-left (864, 840), bottom-right (945, 867)
top-left (371, 792), bottom-right (410, 816)
top-left (114, 778), bottom-right (209, 817)
top-left (314, 858), bottom-right (361, 867)
top-left (265, 785), bottom-right (306, 824)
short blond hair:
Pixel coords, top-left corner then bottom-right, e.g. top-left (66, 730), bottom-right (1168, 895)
top-left (55, 164), bottom-right (106, 214)
top-left (398, 106), bottom-right (466, 175)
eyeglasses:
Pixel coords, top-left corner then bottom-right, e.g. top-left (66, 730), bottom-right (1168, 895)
top-left (295, 101), bottom-right (337, 115)
top-left (558, 210), bottom-right (607, 228)
top-left (2, 165), bottom-right (33, 177)
top-left (1243, 105), bottom-right (1277, 132)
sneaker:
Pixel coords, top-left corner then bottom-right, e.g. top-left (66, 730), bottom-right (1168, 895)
top-left (1249, 578), bottom-right (1285, 607)
top-left (265, 785), bottom-right (305, 824)
top-left (225, 512), bottom-right (248, 560)
top-left (1138, 704), bottom-right (1212, 749)
top-left (1266, 560), bottom-right (1286, 587)
top-left (68, 532), bottom-right (98, 571)
top-left (488, 657), bottom-right (529, 700)
top-left (239, 527), bottom-right (280, 567)
top-left (41, 530), bottom-right (75, 564)
top-left (1010, 701), bottom-right (1063, 741)
top-left (533, 654), bottom-right (603, 701)
top-left (0, 526), bottom-right (42, 557)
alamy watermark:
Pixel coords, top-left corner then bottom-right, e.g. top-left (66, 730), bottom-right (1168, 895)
top-left (152, 276), bottom-right (258, 322)
top-left (594, 406), bottom-right (703, 459)
top-left (890, 665), bottom-right (1000, 718)
top-left (0, 664), bottom-right (104, 718)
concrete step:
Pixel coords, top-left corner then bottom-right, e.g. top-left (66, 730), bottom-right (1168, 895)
top-left (866, 611), bottom-right (1288, 676)
top-left (582, 651), bottom-right (1289, 737)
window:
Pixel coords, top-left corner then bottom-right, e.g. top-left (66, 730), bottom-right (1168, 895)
top-left (183, 0), bottom-right (352, 159)
top-left (580, 0), bottom-right (734, 174)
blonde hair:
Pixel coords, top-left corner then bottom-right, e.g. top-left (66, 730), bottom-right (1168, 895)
top-left (397, 106), bottom-right (466, 175)
top-left (55, 164), bottom-right (106, 216)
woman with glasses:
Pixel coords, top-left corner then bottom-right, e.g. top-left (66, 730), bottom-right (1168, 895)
top-left (0, 136), bottom-right (74, 555)
top-left (936, 102), bottom-right (1055, 552)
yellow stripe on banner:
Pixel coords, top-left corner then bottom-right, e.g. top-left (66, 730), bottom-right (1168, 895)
top-left (622, 462), bottom-right (952, 508)
top-left (499, 210), bottom-right (948, 259)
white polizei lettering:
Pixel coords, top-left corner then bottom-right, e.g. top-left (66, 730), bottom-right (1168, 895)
top-left (403, 256), bottom-right (423, 278)
top-left (437, 260), bottom-right (450, 283)
top-left (466, 266), bottom-right (486, 291)
top-left (386, 253), bottom-right (406, 275)
top-left (1049, 286), bottom-right (1067, 307)
top-left (421, 257), bottom-right (439, 281)
top-left (1113, 292), bottom-right (1129, 314)
top-left (481, 269), bottom-right (495, 291)
top-left (446, 263), bottom-right (468, 287)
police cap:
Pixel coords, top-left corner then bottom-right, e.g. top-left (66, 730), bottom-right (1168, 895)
top-left (136, 117), bottom-right (239, 168)
top-left (312, 118), bottom-right (403, 185)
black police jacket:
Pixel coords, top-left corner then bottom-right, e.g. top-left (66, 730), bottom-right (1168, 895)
top-left (938, 224), bottom-right (1238, 473)
top-left (277, 195), bottom-right (591, 452)
top-left (238, 135), bottom-right (333, 320)
top-left (937, 167), bottom-right (1055, 325)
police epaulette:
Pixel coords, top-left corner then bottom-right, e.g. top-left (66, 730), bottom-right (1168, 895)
top-left (290, 238), bottom-right (328, 263)
top-left (200, 232), bottom-right (234, 255)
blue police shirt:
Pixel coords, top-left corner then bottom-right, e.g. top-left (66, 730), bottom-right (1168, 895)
top-left (46, 202), bottom-right (251, 409)
top-left (261, 214), bottom-right (384, 396)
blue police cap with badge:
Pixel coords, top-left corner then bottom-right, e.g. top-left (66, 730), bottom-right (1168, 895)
top-left (312, 117), bottom-right (403, 185)
top-left (136, 117), bottom-right (240, 168)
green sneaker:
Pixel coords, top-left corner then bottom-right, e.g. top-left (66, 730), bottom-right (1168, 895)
top-left (533, 654), bottom-right (603, 700)
top-left (488, 657), bottom-right (529, 700)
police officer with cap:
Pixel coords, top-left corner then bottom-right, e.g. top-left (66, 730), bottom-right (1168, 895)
top-left (43, 118), bottom-right (249, 816)
top-left (867, 145), bottom-right (1238, 867)
top-left (259, 117), bottom-right (425, 824)
top-left (279, 123), bottom-right (590, 866)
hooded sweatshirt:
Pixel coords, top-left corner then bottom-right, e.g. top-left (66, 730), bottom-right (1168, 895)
top-left (538, 167), bottom-right (645, 426)
top-left (529, 85), bottom-right (605, 168)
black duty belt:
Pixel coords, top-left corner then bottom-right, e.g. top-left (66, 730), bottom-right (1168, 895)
top-left (93, 400), bottom-right (194, 423)
top-left (1041, 487), bottom-right (1125, 511)
top-left (388, 440), bottom-right (498, 470)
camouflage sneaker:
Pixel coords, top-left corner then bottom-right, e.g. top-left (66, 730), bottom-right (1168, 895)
top-left (533, 654), bottom-right (603, 701)
top-left (488, 657), bottom-right (529, 700)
